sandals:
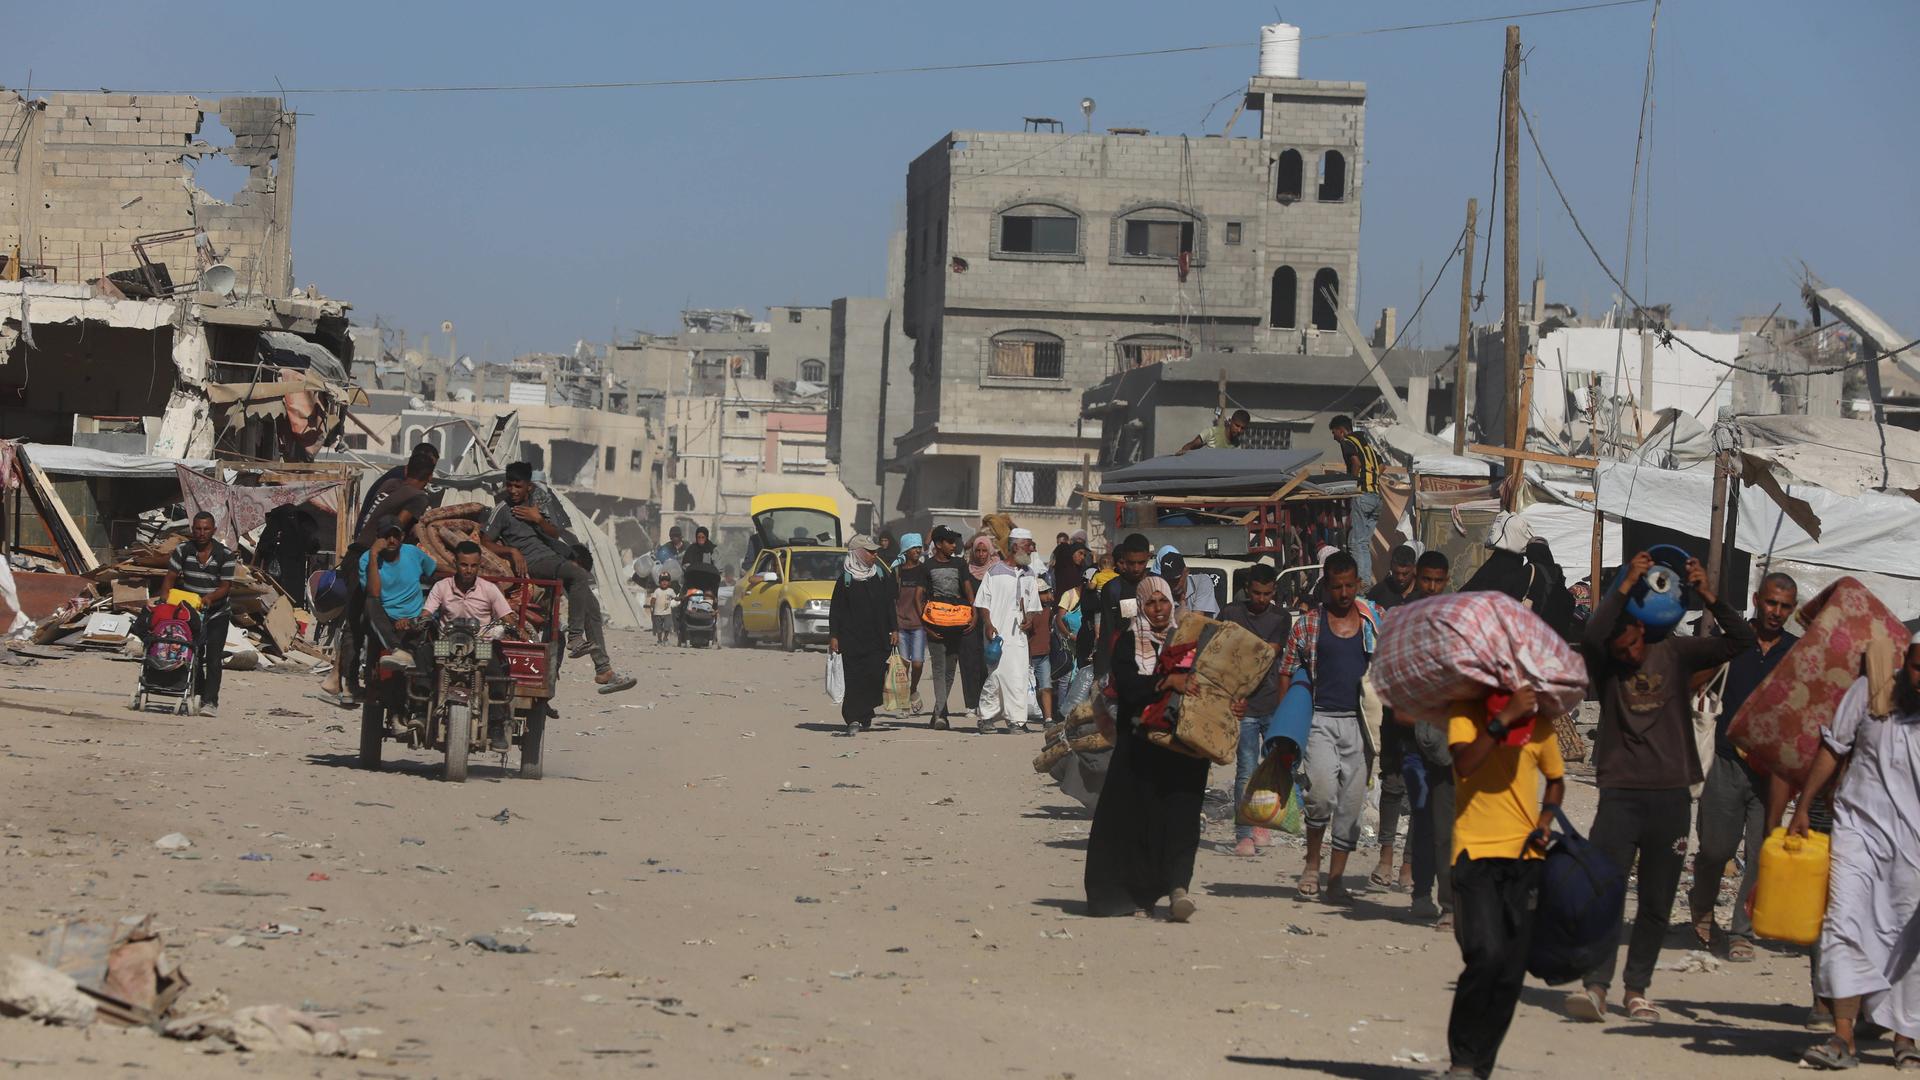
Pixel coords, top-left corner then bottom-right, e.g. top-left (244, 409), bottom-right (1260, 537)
top-left (1625, 994), bottom-right (1662, 1023)
top-left (1368, 868), bottom-right (1398, 890)
top-left (1690, 910), bottom-right (1715, 948)
top-left (1894, 1044), bottom-right (1920, 1072)
top-left (1564, 987), bottom-right (1607, 1022)
top-left (1322, 883), bottom-right (1357, 907)
top-left (1801, 1037), bottom-right (1859, 1070)
top-left (1296, 874), bottom-right (1321, 901)
top-left (1726, 937), bottom-right (1756, 963)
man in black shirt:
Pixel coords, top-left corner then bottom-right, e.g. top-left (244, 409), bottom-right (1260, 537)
top-left (1078, 534), bottom-right (1155, 678)
top-left (922, 527), bottom-right (976, 729)
top-left (353, 444), bottom-right (437, 540)
top-left (1367, 544), bottom-right (1418, 611)
top-left (1686, 572), bottom-right (1799, 962)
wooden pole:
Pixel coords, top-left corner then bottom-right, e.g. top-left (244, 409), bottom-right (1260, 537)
top-left (1502, 24), bottom-right (1523, 450)
top-left (1217, 367), bottom-right (1227, 426)
top-left (1453, 198), bottom-right (1477, 456)
top-left (1703, 451), bottom-right (1730, 633)
top-left (1079, 453), bottom-right (1091, 542)
top-left (1587, 373), bottom-right (1603, 596)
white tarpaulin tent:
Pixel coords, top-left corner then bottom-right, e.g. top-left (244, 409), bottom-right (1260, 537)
top-left (1596, 461), bottom-right (1920, 585)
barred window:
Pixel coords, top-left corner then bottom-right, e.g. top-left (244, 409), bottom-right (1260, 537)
top-left (1239, 422), bottom-right (1293, 450)
top-left (1116, 334), bottom-right (1189, 369)
top-left (989, 331), bottom-right (1065, 380)
top-left (1000, 461), bottom-right (1075, 509)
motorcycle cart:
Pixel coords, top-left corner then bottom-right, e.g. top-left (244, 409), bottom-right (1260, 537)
top-left (358, 576), bottom-right (563, 782)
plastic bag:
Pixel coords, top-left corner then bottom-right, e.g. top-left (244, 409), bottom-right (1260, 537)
top-left (1236, 744), bottom-right (1296, 828)
top-left (825, 653), bottom-right (845, 705)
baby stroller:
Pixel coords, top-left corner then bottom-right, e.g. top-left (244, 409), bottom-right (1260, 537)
top-left (132, 600), bottom-right (201, 715)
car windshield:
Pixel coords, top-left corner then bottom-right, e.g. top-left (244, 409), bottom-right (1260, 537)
top-left (755, 507), bottom-right (841, 548)
top-left (788, 551), bottom-right (844, 582)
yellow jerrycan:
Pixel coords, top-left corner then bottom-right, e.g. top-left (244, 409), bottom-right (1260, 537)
top-left (1751, 827), bottom-right (1830, 946)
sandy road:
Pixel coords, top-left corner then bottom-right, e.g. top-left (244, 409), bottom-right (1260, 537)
top-left (0, 629), bottom-right (1828, 1077)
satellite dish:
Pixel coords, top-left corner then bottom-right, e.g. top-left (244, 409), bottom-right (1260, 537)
top-left (441, 320), bottom-right (455, 334)
top-left (200, 263), bottom-right (236, 297)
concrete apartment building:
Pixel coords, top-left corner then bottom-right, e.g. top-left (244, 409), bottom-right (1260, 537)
top-left (896, 67), bottom-right (1365, 535)
top-left (827, 234), bottom-right (915, 532)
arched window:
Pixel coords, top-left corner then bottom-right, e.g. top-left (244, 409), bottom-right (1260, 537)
top-left (800, 359), bottom-right (825, 383)
top-left (1311, 268), bottom-right (1340, 331)
top-left (1318, 150), bottom-right (1347, 202)
top-left (996, 202), bottom-right (1080, 257)
top-left (1110, 201), bottom-right (1206, 266)
top-left (1270, 267), bottom-right (1297, 329)
top-left (988, 330), bottom-right (1065, 380)
top-left (1276, 149), bottom-right (1303, 202)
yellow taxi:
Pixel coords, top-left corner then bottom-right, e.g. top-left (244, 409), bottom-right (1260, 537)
top-left (730, 494), bottom-right (847, 651)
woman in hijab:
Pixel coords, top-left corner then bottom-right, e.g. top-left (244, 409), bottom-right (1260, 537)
top-left (954, 533), bottom-right (999, 719)
top-left (1084, 576), bottom-right (1210, 923)
top-left (829, 535), bottom-right (898, 734)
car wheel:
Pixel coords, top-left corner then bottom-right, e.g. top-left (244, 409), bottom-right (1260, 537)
top-left (731, 610), bottom-right (751, 648)
top-left (779, 607), bottom-right (796, 652)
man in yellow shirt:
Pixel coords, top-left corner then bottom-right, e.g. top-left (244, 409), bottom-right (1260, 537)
top-left (1444, 687), bottom-right (1564, 1079)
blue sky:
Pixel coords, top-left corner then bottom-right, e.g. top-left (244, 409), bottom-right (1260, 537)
top-left (16, 1), bottom-right (1918, 360)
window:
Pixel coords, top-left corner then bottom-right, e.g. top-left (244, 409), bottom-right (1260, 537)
top-left (1224, 222), bottom-right (1243, 245)
top-left (1271, 266), bottom-right (1297, 329)
top-left (519, 442), bottom-right (545, 472)
top-left (1318, 150), bottom-right (1347, 202)
top-left (673, 483), bottom-right (695, 511)
top-left (988, 331), bottom-right (1065, 380)
top-left (1311, 268), bottom-right (1340, 331)
top-left (1240, 422), bottom-right (1293, 450)
top-left (788, 309), bottom-right (803, 324)
top-left (1276, 149), bottom-right (1304, 202)
top-left (1116, 334), bottom-right (1189, 369)
top-left (605, 446), bottom-right (617, 472)
top-left (1000, 461), bottom-right (1075, 509)
top-left (752, 352), bottom-right (768, 380)
top-left (799, 359), bottom-right (825, 383)
top-left (1124, 219), bottom-right (1194, 259)
top-left (999, 212), bottom-right (1077, 255)
top-left (629, 449), bottom-right (644, 471)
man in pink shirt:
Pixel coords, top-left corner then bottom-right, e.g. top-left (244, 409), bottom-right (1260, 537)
top-left (423, 542), bottom-right (515, 635)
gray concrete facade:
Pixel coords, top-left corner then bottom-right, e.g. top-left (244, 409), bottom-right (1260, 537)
top-left (895, 75), bottom-right (1367, 534)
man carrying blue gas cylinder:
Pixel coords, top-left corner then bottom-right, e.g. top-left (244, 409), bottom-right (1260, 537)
top-left (1562, 549), bottom-right (1754, 1025)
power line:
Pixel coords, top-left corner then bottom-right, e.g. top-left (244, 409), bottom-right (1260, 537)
top-left (1519, 105), bottom-right (1917, 379)
top-left (24, 2), bottom-right (1650, 98)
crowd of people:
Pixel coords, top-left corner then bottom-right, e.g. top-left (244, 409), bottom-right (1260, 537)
top-left (817, 441), bottom-right (1918, 1077)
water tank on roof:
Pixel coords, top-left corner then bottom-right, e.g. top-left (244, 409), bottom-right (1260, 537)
top-left (1260, 23), bottom-right (1302, 78)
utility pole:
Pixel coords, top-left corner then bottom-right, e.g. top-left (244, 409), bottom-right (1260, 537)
top-left (1453, 197), bottom-right (1477, 455)
top-left (1217, 368), bottom-right (1228, 427)
top-left (1080, 453), bottom-right (1092, 543)
top-left (1502, 24), bottom-right (1523, 450)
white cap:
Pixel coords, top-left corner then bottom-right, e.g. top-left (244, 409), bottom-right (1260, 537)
top-left (1487, 511), bottom-right (1535, 554)
top-left (1009, 527), bottom-right (1034, 541)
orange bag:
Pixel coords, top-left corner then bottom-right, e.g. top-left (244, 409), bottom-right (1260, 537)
top-left (921, 600), bottom-right (973, 631)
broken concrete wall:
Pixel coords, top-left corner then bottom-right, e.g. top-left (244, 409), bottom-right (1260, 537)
top-left (0, 92), bottom-right (295, 299)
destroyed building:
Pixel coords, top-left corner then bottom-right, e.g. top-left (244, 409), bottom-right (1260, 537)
top-left (0, 90), bottom-right (354, 463)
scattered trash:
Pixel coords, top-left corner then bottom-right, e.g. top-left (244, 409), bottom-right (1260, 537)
top-left (525, 912), bottom-right (577, 927)
top-left (239, 852), bottom-right (271, 862)
top-left (1039, 929), bottom-right (1074, 940)
top-left (1219, 1001), bottom-right (1289, 1014)
top-left (399, 837), bottom-right (427, 846)
top-left (306, 873), bottom-right (329, 882)
top-left (414, 864), bottom-right (451, 875)
top-left (154, 833), bottom-right (192, 852)
top-left (466, 935), bottom-right (532, 955)
top-left (1285, 924), bottom-right (1315, 936)
top-left (163, 1004), bottom-right (352, 1056)
top-left (828, 966), bottom-right (862, 980)
top-left (1390, 1050), bottom-right (1434, 1064)
top-left (219, 935), bottom-right (248, 949)
top-left (491, 808), bottom-right (513, 824)
top-left (36, 915), bottom-right (187, 1026)
top-left (1661, 951), bottom-right (1721, 974)
top-left (199, 882), bottom-right (286, 898)
top-left (886, 946), bottom-right (910, 954)
top-left (794, 896), bottom-right (821, 905)
top-left (255, 923), bottom-right (300, 938)
top-left (928, 796), bottom-right (956, 806)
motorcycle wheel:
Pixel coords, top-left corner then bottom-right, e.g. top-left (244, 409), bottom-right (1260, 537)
top-left (359, 694), bottom-right (384, 770)
top-left (443, 703), bottom-right (470, 783)
top-left (520, 705), bottom-right (546, 780)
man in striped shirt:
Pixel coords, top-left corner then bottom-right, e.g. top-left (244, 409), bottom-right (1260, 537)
top-left (159, 511), bottom-right (237, 716)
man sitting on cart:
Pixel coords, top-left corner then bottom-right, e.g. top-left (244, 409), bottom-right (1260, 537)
top-left (361, 523), bottom-right (437, 673)
top-left (423, 542), bottom-right (517, 638)
top-left (478, 461), bottom-right (637, 695)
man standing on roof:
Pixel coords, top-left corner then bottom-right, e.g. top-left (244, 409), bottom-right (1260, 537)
top-left (1175, 408), bottom-right (1250, 455)
top-left (479, 461), bottom-right (636, 695)
top-left (1330, 415), bottom-right (1384, 585)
